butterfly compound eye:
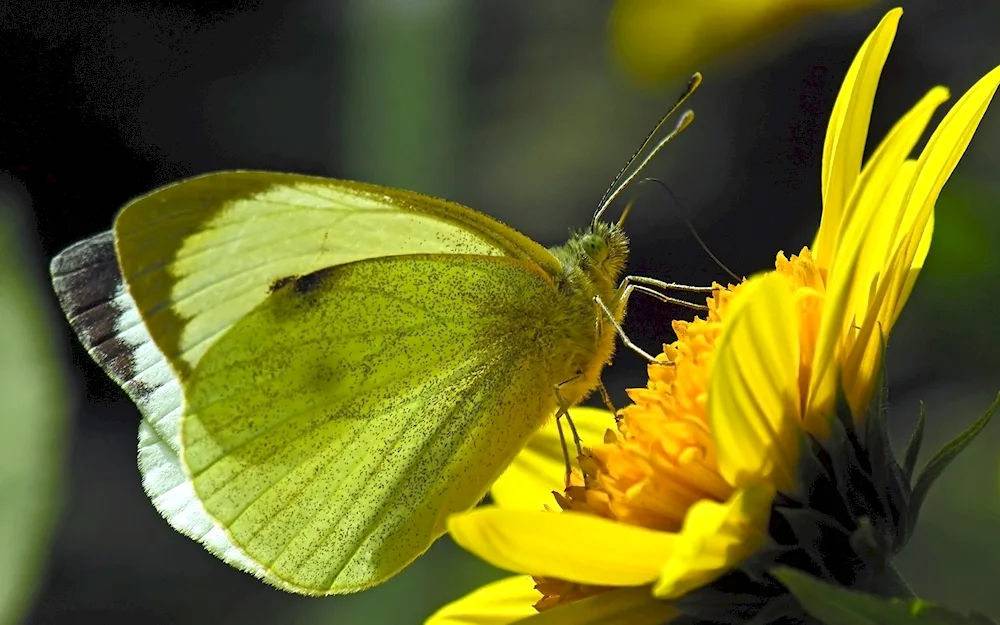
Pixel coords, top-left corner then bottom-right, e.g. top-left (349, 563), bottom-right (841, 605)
top-left (581, 233), bottom-right (609, 264)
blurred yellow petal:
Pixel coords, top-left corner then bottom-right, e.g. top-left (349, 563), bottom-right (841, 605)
top-left (611, 0), bottom-right (872, 84)
top-left (815, 8), bottom-right (900, 267)
top-left (653, 484), bottom-right (774, 600)
top-left (492, 408), bottom-right (615, 511)
top-left (426, 576), bottom-right (540, 625)
top-left (520, 587), bottom-right (676, 624)
top-left (448, 508), bottom-right (677, 587)
top-left (709, 273), bottom-right (800, 492)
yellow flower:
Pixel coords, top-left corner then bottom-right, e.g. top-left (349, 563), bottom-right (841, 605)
top-left (611, 0), bottom-right (873, 84)
top-left (429, 8), bottom-right (1000, 624)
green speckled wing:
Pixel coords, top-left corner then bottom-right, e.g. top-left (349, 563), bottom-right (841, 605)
top-left (183, 254), bottom-right (562, 593)
top-left (49, 171), bottom-right (565, 594)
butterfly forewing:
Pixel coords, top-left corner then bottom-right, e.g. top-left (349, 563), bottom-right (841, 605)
top-left (51, 171), bottom-right (573, 594)
top-left (113, 171), bottom-right (560, 377)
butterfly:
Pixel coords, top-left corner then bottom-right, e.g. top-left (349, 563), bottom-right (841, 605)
top-left (49, 75), bottom-right (705, 595)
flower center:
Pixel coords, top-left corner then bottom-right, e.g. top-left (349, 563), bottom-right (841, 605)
top-left (532, 250), bottom-right (824, 612)
top-left (532, 282), bottom-right (742, 610)
top-left (775, 247), bottom-right (827, 419)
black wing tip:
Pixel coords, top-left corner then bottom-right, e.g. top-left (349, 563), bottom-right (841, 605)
top-left (48, 233), bottom-right (151, 387)
top-left (49, 231), bottom-right (125, 322)
top-left (49, 231), bottom-right (115, 278)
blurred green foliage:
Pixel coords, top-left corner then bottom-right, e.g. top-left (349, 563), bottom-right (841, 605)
top-left (0, 196), bottom-right (68, 624)
top-left (887, 178), bottom-right (1000, 619)
top-left (913, 178), bottom-right (1000, 375)
top-left (774, 568), bottom-right (998, 625)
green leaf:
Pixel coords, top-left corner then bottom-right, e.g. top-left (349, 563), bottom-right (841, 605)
top-left (909, 394), bottom-right (1000, 527)
top-left (902, 402), bottom-right (926, 483)
top-left (773, 568), bottom-right (997, 625)
top-left (0, 194), bottom-right (68, 624)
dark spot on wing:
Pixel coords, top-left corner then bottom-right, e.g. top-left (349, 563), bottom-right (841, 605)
top-left (269, 275), bottom-right (299, 293)
top-left (292, 268), bottom-right (334, 295)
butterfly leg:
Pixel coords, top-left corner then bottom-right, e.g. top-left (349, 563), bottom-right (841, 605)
top-left (553, 376), bottom-right (587, 488)
top-left (622, 275), bottom-right (719, 294)
top-left (554, 411), bottom-right (573, 488)
top-left (597, 379), bottom-right (616, 414)
top-left (592, 295), bottom-right (662, 364)
top-left (597, 278), bottom-right (721, 366)
top-left (616, 275), bottom-right (716, 312)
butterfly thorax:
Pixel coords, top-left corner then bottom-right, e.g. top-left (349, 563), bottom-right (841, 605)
top-left (546, 221), bottom-right (630, 405)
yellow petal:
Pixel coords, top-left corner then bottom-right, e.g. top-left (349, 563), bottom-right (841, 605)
top-left (822, 91), bottom-right (946, 414)
top-left (820, 67), bottom-right (1000, 418)
top-left (491, 408), bottom-right (616, 511)
top-left (837, 88), bottom-right (949, 320)
top-left (653, 484), bottom-right (774, 600)
top-left (841, 161), bottom-right (917, 416)
top-left (426, 576), bottom-right (540, 625)
top-left (709, 273), bottom-right (801, 493)
top-left (806, 171), bottom-right (882, 423)
top-left (815, 8), bottom-right (901, 268)
top-left (884, 64), bottom-right (1000, 328)
top-left (880, 159), bottom-right (921, 266)
top-left (895, 205), bottom-right (934, 321)
top-left (841, 300), bottom-right (889, 419)
top-left (448, 508), bottom-right (678, 587)
top-left (519, 587), bottom-right (676, 625)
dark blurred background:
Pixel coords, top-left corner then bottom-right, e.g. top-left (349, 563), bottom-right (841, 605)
top-left (1, 0), bottom-right (999, 623)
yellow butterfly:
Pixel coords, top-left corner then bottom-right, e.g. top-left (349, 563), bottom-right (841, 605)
top-left (49, 76), bottom-right (705, 595)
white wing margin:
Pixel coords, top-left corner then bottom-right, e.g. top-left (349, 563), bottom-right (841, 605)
top-left (49, 233), bottom-right (278, 583)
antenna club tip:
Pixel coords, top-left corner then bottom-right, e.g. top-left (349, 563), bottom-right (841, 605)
top-left (689, 72), bottom-right (703, 90)
top-left (676, 109), bottom-right (695, 130)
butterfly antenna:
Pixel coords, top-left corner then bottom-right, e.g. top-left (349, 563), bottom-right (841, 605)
top-left (637, 176), bottom-right (743, 283)
top-left (686, 218), bottom-right (742, 283)
top-left (616, 195), bottom-right (637, 227)
top-left (593, 72), bottom-right (701, 227)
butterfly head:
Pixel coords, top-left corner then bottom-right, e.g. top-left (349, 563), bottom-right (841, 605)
top-left (562, 220), bottom-right (629, 289)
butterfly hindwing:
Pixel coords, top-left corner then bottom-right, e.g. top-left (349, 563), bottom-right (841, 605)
top-left (182, 253), bottom-right (567, 593)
